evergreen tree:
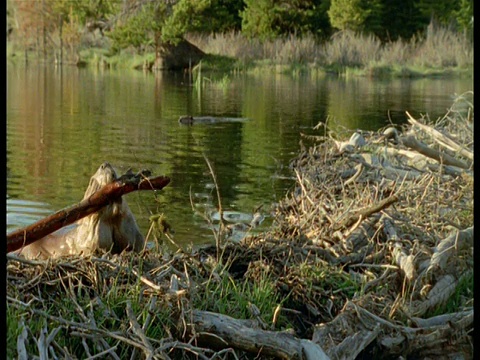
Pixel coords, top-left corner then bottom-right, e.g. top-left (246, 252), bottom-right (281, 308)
top-left (453, 0), bottom-right (473, 35)
top-left (241, 0), bottom-right (332, 40)
top-left (109, 0), bottom-right (244, 52)
top-left (378, 0), bottom-right (424, 40)
top-left (415, 0), bottom-right (460, 26)
top-left (194, 0), bottom-right (245, 33)
top-left (328, 0), bottom-right (371, 32)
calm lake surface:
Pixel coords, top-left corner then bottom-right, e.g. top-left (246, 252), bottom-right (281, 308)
top-left (6, 64), bottom-right (473, 248)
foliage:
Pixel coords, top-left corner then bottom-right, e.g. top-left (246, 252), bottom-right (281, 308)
top-left (241, 0), bottom-right (332, 40)
top-left (11, 0), bottom-right (52, 51)
top-left (108, 0), bottom-right (234, 52)
top-left (324, 30), bottom-right (381, 68)
top-left (194, 262), bottom-right (289, 327)
top-left (328, 0), bottom-right (370, 32)
top-left (161, 0), bottom-right (211, 45)
top-left (328, 0), bottom-right (361, 32)
top-left (8, 0), bottom-right (473, 64)
top-left (377, 0), bottom-right (424, 41)
top-left (108, 1), bottom-right (165, 53)
top-left (453, 0), bottom-right (474, 38)
top-left (187, 0), bottom-right (245, 34)
top-left (49, 0), bottom-right (119, 24)
top-left (415, 0), bottom-right (462, 27)
top-left (186, 21), bottom-right (472, 76)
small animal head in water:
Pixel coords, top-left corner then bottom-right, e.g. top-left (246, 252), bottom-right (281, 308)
top-left (178, 115), bottom-right (194, 125)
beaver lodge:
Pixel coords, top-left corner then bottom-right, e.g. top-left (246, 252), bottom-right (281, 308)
top-left (7, 93), bottom-right (473, 359)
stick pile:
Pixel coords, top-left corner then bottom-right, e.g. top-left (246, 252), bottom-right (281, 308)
top-left (7, 93), bottom-right (473, 359)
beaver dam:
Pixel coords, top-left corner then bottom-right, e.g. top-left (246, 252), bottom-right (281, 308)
top-left (7, 94), bottom-right (473, 359)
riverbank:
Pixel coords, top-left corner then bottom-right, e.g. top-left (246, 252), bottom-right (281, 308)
top-left (7, 25), bottom-right (473, 79)
top-left (7, 94), bottom-right (473, 359)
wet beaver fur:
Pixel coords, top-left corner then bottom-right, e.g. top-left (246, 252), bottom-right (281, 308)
top-left (17, 162), bottom-right (145, 259)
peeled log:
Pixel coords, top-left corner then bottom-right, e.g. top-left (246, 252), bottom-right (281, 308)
top-left (7, 175), bottom-right (170, 253)
top-left (188, 310), bottom-right (330, 360)
top-left (406, 111), bottom-right (473, 161)
top-left (400, 135), bottom-right (470, 169)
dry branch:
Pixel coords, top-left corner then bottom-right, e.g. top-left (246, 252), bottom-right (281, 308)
top-left (7, 174), bottom-right (171, 253)
top-left (332, 195), bottom-right (398, 230)
top-left (383, 216), bottom-right (416, 281)
top-left (410, 308), bottom-right (473, 328)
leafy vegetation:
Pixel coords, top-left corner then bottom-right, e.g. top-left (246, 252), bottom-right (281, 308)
top-left (7, 0), bottom-right (473, 67)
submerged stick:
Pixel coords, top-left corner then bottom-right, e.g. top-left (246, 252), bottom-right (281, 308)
top-left (7, 175), bottom-right (171, 253)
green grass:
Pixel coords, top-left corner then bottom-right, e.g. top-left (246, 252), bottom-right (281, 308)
top-left (193, 260), bottom-right (291, 329)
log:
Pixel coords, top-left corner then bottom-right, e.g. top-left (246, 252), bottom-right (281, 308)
top-left (7, 175), bottom-right (170, 253)
top-left (406, 111), bottom-right (473, 161)
top-left (400, 135), bottom-right (470, 169)
top-left (188, 310), bottom-right (330, 360)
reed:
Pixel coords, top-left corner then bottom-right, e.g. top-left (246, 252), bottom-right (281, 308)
top-left (187, 23), bottom-right (473, 76)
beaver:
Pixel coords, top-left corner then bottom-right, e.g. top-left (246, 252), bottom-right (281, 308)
top-left (178, 115), bottom-right (195, 124)
top-left (16, 162), bottom-right (145, 259)
top-left (178, 115), bottom-right (249, 125)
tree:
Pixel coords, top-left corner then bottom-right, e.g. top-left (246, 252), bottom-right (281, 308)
top-left (108, 0), bottom-right (218, 51)
top-left (108, 1), bottom-right (166, 53)
top-left (241, 0), bottom-right (332, 40)
top-left (378, 0), bottom-right (424, 41)
top-left (161, 0), bottom-right (211, 45)
top-left (328, 0), bottom-right (369, 32)
top-left (49, 0), bottom-right (119, 24)
top-left (12, 0), bottom-right (56, 57)
top-left (453, 0), bottom-right (473, 36)
top-left (186, 0), bottom-right (245, 34)
top-left (415, 0), bottom-right (460, 27)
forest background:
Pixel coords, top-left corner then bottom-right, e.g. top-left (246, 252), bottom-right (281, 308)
top-left (6, 0), bottom-right (474, 76)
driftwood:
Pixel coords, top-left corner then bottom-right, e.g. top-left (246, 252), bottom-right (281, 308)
top-left (400, 135), bottom-right (470, 169)
top-left (427, 226), bottom-right (473, 273)
top-left (187, 310), bottom-right (330, 360)
top-left (406, 111), bottom-right (473, 161)
top-left (313, 301), bottom-right (473, 359)
top-left (7, 166), bottom-right (170, 254)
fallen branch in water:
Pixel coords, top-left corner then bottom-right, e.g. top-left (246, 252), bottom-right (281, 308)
top-left (7, 174), bottom-right (171, 253)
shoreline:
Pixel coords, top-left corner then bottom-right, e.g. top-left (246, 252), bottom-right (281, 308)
top-left (7, 49), bottom-right (474, 80)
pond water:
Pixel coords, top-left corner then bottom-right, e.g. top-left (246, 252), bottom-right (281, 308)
top-left (6, 64), bottom-right (473, 248)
